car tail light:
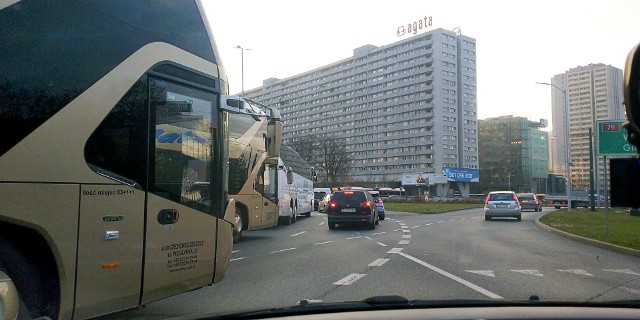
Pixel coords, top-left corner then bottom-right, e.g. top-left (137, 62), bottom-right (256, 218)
top-left (512, 193), bottom-right (519, 203)
top-left (485, 195), bottom-right (490, 204)
top-left (344, 191), bottom-right (354, 195)
top-left (329, 201), bottom-right (337, 209)
top-left (359, 201), bottom-right (370, 208)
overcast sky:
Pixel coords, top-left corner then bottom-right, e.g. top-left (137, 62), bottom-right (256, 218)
top-left (203, 0), bottom-right (639, 127)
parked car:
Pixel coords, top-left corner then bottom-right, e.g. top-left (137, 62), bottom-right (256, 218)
top-left (317, 193), bottom-right (332, 213)
top-left (369, 191), bottom-right (385, 220)
top-left (484, 191), bottom-right (521, 221)
top-left (517, 193), bottom-right (542, 212)
top-left (327, 190), bottom-right (378, 230)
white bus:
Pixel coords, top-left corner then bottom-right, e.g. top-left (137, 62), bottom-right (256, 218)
top-left (0, 1), bottom-right (277, 319)
top-left (276, 145), bottom-right (314, 224)
top-left (226, 96), bottom-right (283, 242)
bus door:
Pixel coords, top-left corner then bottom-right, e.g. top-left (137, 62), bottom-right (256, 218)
top-left (254, 161), bottom-right (278, 228)
top-left (76, 184), bottom-right (145, 319)
top-left (141, 78), bottom-right (219, 304)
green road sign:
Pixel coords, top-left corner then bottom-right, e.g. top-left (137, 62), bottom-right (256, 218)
top-left (596, 120), bottom-right (637, 156)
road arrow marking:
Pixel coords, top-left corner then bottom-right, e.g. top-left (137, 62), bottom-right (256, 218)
top-left (394, 252), bottom-right (503, 299)
top-left (368, 258), bottom-right (390, 267)
top-left (466, 270), bottom-right (495, 277)
top-left (558, 269), bottom-right (593, 276)
top-left (603, 269), bottom-right (640, 276)
top-left (333, 273), bottom-right (366, 285)
top-left (621, 287), bottom-right (640, 294)
top-left (511, 270), bottom-right (543, 276)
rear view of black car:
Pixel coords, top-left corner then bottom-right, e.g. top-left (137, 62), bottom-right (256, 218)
top-left (327, 190), bottom-right (378, 230)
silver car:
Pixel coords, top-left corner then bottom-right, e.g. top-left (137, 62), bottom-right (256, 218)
top-left (484, 191), bottom-right (522, 221)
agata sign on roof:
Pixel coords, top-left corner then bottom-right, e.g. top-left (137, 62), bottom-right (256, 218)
top-left (397, 16), bottom-right (433, 37)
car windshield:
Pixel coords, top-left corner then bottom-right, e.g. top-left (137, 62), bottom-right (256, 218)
top-left (5, 1), bottom-right (640, 320)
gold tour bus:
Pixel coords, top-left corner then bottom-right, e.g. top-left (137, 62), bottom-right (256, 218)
top-left (0, 1), bottom-right (280, 319)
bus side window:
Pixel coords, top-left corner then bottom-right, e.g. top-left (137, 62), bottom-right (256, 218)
top-left (85, 77), bottom-right (148, 188)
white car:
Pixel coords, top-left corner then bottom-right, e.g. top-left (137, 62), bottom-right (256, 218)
top-left (484, 191), bottom-right (522, 221)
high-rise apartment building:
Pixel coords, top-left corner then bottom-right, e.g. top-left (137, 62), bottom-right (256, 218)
top-left (243, 28), bottom-right (478, 196)
top-left (549, 64), bottom-right (624, 194)
top-left (477, 116), bottom-right (549, 194)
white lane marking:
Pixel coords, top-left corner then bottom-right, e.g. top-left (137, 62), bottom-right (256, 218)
top-left (314, 241), bottom-right (334, 245)
top-left (333, 273), bottom-right (366, 285)
top-left (231, 250), bottom-right (241, 254)
top-left (603, 269), bottom-right (640, 276)
top-left (511, 270), bottom-right (544, 277)
top-left (449, 219), bottom-right (457, 222)
top-left (270, 248), bottom-right (297, 254)
top-left (437, 221), bottom-right (445, 224)
top-left (425, 223), bottom-right (433, 226)
top-left (398, 240), bottom-right (410, 245)
top-left (347, 236), bottom-right (362, 240)
top-left (365, 236), bottom-right (373, 240)
top-left (290, 231), bottom-right (307, 237)
top-left (388, 248), bottom-right (404, 253)
top-left (319, 221), bottom-right (326, 226)
top-left (230, 257), bottom-right (246, 262)
top-left (411, 225), bottom-right (420, 228)
top-left (393, 252), bottom-right (503, 299)
top-left (402, 229), bottom-right (410, 233)
top-left (621, 287), bottom-right (640, 294)
top-left (372, 232), bottom-right (387, 235)
top-left (402, 235), bottom-right (411, 239)
top-left (466, 270), bottom-right (496, 277)
top-left (558, 269), bottom-right (593, 276)
top-left (401, 226), bottom-right (409, 229)
top-left (368, 258), bottom-right (390, 267)
top-left (377, 242), bottom-right (388, 247)
top-left (393, 229), bottom-right (403, 232)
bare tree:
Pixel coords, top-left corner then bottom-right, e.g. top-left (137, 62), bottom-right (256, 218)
top-left (317, 136), bottom-right (352, 185)
top-left (287, 135), bottom-right (316, 165)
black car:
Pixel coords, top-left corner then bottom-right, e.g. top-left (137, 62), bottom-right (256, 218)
top-left (327, 190), bottom-right (378, 230)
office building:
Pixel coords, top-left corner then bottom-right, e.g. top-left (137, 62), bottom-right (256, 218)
top-left (549, 64), bottom-right (624, 195)
top-left (243, 28), bottom-right (478, 196)
top-left (477, 116), bottom-right (549, 194)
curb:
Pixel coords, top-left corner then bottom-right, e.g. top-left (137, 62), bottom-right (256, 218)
top-left (535, 213), bottom-right (640, 258)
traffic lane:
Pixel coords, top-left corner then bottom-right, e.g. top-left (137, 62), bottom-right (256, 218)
top-left (396, 208), bottom-right (640, 302)
top-left (101, 213), bottom-right (405, 319)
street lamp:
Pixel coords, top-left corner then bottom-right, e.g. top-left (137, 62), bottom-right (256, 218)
top-left (506, 168), bottom-right (517, 191)
top-left (234, 45), bottom-right (251, 95)
top-left (537, 81), bottom-right (572, 212)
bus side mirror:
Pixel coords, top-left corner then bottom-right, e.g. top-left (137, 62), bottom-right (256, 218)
top-left (286, 168), bottom-right (293, 185)
top-left (624, 42), bottom-right (640, 152)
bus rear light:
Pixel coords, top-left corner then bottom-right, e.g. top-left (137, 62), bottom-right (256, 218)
top-left (102, 262), bottom-right (119, 269)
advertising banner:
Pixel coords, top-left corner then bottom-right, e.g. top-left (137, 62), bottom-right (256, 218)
top-left (401, 173), bottom-right (428, 186)
top-left (442, 167), bottom-right (479, 182)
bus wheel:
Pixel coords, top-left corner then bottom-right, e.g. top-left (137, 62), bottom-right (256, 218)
top-left (291, 205), bottom-right (297, 223)
top-left (233, 212), bottom-right (243, 244)
top-left (0, 239), bottom-right (46, 320)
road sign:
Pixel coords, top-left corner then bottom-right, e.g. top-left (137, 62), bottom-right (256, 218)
top-left (596, 120), bottom-right (637, 156)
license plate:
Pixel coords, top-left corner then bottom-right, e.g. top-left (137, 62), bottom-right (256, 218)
top-left (496, 204), bottom-right (508, 208)
top-left (341, 208), bottom-right (356, 213)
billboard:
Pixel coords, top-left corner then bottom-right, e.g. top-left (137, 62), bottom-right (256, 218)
top-left (401, 173), bottom-right (428, 186)
top-left (442, 167), bottom-right (479, 182)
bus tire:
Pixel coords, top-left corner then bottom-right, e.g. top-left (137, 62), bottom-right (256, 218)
top-left (233, 205), bottom-right (245, 243)
top-left (0, 237), bottom-right (49, 320)
top-left (291, 205), bottom-right (297, 224)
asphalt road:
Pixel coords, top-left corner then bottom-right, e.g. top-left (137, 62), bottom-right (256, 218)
top-left (103, 207), bottom-right (640, 319)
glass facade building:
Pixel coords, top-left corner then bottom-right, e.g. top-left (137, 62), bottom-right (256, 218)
top-left (477, 116), bottom-right (549, 194)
